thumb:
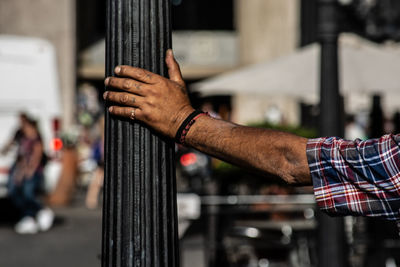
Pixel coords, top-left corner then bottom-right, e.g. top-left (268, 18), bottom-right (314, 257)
top-left (166, 49), bottom-right (184, 86)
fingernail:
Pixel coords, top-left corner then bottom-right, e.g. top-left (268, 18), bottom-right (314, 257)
top-left (108, 107), bottom-right (113, 112)
top-left (104, 77), bottom-right (110, 86)
top-left (115, 66), bottom-right (121, 74)
top-left (167, 49), bottom-right (173, 57)
top-left (103, 91), bottom-right (108, 99)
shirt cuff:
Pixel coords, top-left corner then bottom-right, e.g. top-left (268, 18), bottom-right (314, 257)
top-left (306, 137), bottom-right (340, 216)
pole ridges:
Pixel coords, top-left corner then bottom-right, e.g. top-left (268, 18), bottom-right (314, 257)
top-left (103, 1), bottom-right (178, 266)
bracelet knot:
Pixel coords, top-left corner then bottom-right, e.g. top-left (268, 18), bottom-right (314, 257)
top-left (175, 110), bottom-right (208, 145)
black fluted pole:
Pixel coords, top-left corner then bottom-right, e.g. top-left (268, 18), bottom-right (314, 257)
top-left (102, 1), bottom-right (179, 267)
top-left (317, 0), bottom-right (347, 267)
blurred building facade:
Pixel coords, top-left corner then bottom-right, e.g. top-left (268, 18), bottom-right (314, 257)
top-left (75, 0), bottom-right (319, 126)
top-left (2, 0), bottom-right (399, 130)
top-left (76, 0), bottom-right (303, 125)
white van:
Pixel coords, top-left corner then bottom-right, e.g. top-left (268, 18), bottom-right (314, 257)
top-left (0, 35), bottom-right (63, 197)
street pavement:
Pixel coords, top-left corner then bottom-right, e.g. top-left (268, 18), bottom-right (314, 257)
top-left (0, 194), bottom-right (205, 267)
top-left (0, 194), bottom-right (102, 267)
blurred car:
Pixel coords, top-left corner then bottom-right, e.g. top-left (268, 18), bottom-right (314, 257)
top-left (0, 35), bottom-right (63, 197)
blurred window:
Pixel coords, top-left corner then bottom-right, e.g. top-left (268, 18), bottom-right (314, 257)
top-left (76, 0), bottom-right (106, 52)
top-left (172, 0), bottom-right (235, 30)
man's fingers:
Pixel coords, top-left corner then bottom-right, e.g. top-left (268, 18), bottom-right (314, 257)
top-left (105, 77), bottom-right (147, 96)
top-left (114, 65), bottom-right (160, 84)
top-left (165, 49), bottom-right (184, 86)
top-left (103, 91), bottom-right (143, 108)
top-left (108, 106), bottom-right (143, 121)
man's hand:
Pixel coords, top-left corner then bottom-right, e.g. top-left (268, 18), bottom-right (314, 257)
top-left (104, 49), bottom-right (195, 139)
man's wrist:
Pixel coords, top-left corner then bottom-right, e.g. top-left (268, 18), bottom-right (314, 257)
top-left (175, 110), bottom-right (209, 144)
top-left (171, 105), bottom-right (195, 138)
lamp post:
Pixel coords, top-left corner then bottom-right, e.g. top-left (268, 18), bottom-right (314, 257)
top-left (317, 0), bottom-right (347, 266)
top-left (102, 1), bottom-right (179, 267)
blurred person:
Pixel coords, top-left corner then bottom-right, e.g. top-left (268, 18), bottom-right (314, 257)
top-left (264, 105), bottom-right (283, 125)
top-left (103, 50), bottom-right (400, 223)
top-left (85, 117), bottom-right (105, 209)
top-left (345, 114), bottom-right (366, 140)
top-left (201, 101), bottom-right (220, 119)
top-left (1, 112), bottom-right (29, 155)
top-left (8, 117), bottom-right (54, 234)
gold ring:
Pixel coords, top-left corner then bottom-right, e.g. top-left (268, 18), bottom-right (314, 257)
top-left (130, 109), bottom-right (135, 120)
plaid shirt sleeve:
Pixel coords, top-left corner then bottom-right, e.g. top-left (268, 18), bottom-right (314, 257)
top-left (306, 134), bottom-right (400, 220)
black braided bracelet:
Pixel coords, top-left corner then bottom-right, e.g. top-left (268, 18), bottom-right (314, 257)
top-left (175, 110), bottom-right (208, 145)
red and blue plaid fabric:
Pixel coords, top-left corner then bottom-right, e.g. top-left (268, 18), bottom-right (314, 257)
top-left (306, 134), bottom-right (400, 220)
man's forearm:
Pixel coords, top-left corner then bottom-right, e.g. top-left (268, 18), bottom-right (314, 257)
top-left (185, 115), bottom-right (311, 185)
